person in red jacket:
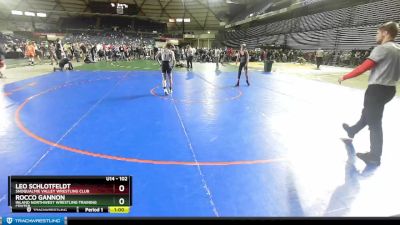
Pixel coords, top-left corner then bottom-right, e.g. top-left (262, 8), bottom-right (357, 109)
top-left (338, 22), bottom-right (400, 166)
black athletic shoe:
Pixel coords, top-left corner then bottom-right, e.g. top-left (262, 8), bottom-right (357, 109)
top-left (246, 80), bottom-right (250, 86)
top-left (342, 123), bottom-right (354, 139)
top-left (356, 152), bottom-right (381, 166)
top-left (235, 81), bottom-right (239, 87)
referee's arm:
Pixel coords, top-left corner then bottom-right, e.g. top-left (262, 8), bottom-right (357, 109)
top-left (155, 51), bottom-right (161, 65)
top-left (171, 51), bottom-right (176, 68)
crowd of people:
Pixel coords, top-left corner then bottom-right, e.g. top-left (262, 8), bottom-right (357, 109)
top-left (182, 46), bottom-right (373, 68)
top-left (0, 31), bottom-right (159, 71)
top-left (0, 30), bottom-right (377, 76)
top-left (232, 48), bottom-right (373, 67)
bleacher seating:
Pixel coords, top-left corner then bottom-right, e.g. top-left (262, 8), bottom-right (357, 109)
top-left (63, 31), bottom-right (156, 46)
top-left (222, 0), bottom-right (400, 50)
top-left (61, 16), bottom-right (166, 34)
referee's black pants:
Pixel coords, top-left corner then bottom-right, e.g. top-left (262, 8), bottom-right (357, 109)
top-left (349, 84), bottom-right (396, 160)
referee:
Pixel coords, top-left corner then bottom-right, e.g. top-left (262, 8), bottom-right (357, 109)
top-left (338, 21), bottom-right (400, 166)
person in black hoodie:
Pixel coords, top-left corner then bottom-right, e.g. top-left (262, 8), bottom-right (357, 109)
top-left (55, 39), bottom-right (64, 60)
top-left (90, 45), bottom-right (97, 62)
top-left (53, 55), bottom-right (73, 72)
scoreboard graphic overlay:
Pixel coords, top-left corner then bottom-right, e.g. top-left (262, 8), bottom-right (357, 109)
top-left (8, 176), bottom-right (132, 214)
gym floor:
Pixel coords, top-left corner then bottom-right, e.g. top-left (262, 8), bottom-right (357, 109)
top-left (0, 61), bottom-right (399, 217)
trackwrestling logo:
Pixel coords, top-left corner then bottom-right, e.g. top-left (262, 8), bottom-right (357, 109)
top-left (2, 217), bottom-right (64, 225)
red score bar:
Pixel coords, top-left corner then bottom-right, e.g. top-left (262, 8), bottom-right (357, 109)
top-left (8, 176), bottom-right (132, 207)
top-left (14, 184), bottom-right (130, 195)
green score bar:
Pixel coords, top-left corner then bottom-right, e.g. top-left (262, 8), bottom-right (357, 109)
top-left (8, 176), bottom-right (132, 213)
